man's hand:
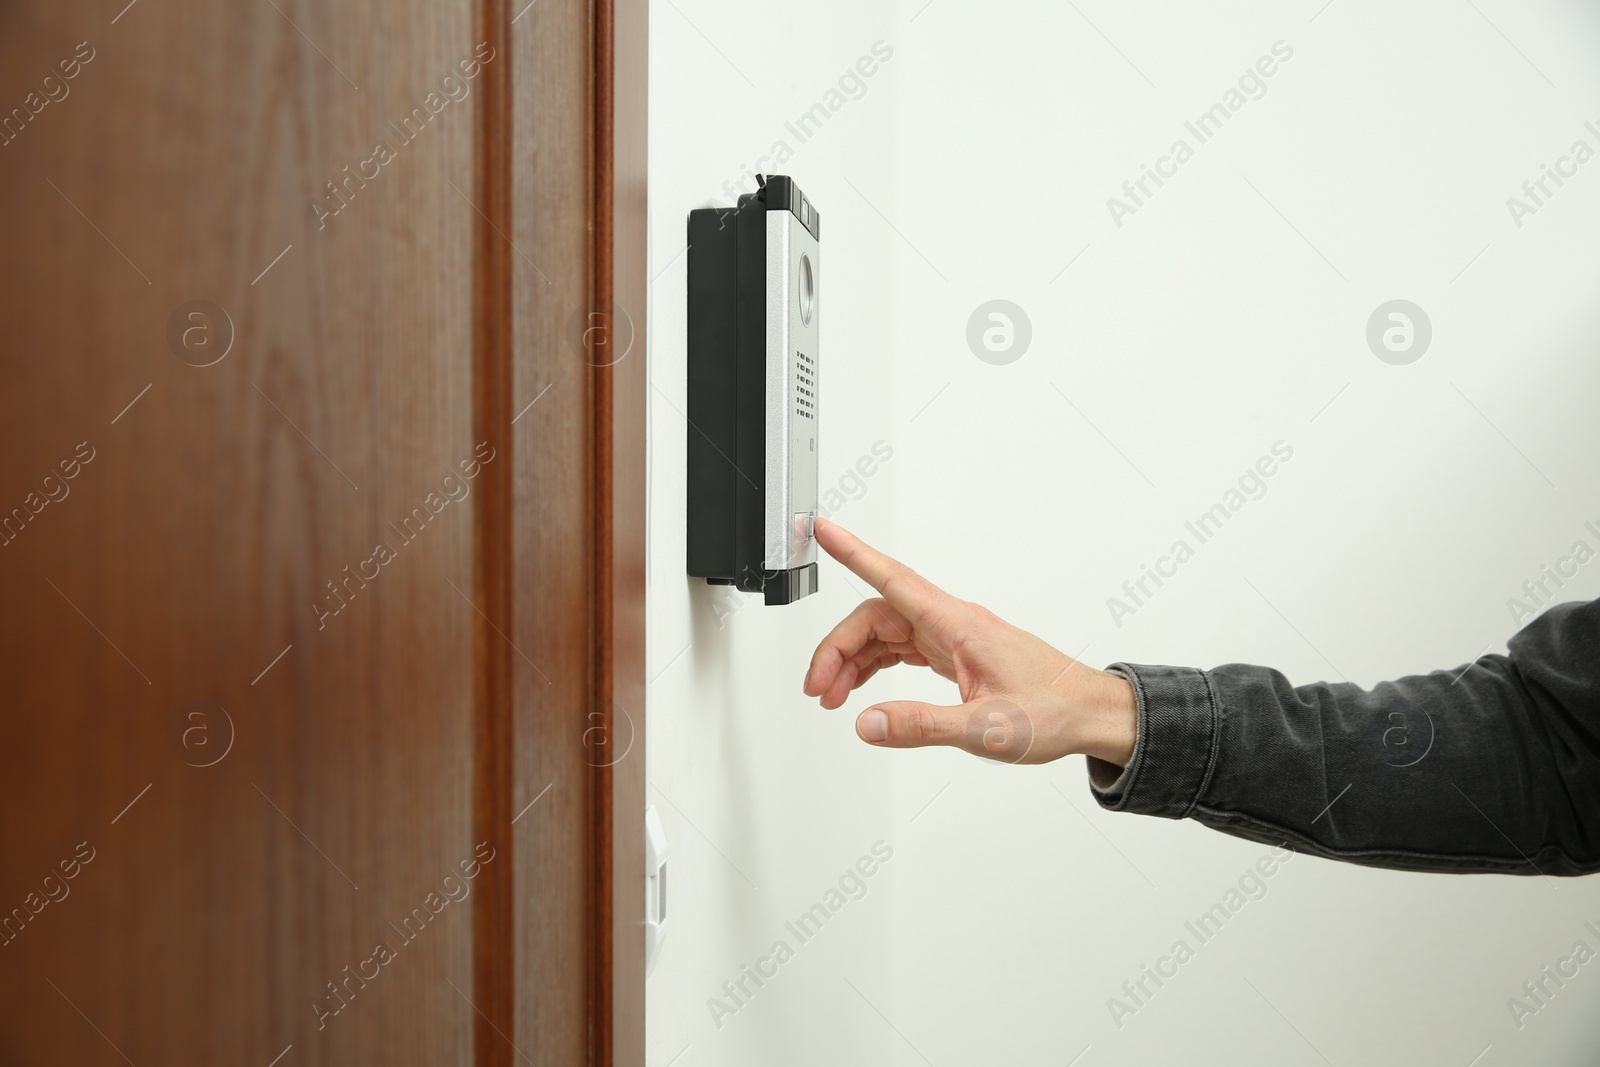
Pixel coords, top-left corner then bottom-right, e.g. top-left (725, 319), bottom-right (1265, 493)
top-left (802, 516), bottom-right (1138, 767)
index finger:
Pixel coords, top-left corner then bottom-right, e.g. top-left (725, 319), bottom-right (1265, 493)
top-left (813, 516), bottom-right (944, 623)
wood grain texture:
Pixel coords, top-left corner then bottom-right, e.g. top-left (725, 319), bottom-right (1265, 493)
top-left (472, 0), bottom-right (518, 1066)
top-left (594, 0), bottom-right (618, 1060)
top-left (0, 0), bottom-right (484, 1062)
top-left (610, 0), bottom-right (650, 1062)
top-left (507, 0), bottom-right (601, 1060)
top-left (0, 0), bottom-right (646, 1061)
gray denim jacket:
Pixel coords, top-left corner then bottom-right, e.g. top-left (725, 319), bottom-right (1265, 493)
top-left (1087, 598), bottom-right (1600, 876)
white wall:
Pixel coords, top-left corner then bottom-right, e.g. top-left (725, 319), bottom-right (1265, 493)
top-left (649, 2), bottom-right (1600, 1065)
top-left (645, 4), bottom-right (903, 1066)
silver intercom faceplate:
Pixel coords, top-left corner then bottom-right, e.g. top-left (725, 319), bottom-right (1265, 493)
top-left (764, 207), bottom-right (820, 573)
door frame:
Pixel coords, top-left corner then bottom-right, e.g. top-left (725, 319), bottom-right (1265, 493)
top-left (471, 0), bottom-right (646, 1063)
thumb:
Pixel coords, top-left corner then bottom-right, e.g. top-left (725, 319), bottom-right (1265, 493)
top-left (856, 701), bottom-right (967, 749)
top-left (856, 698), bottom-right (1036, 763)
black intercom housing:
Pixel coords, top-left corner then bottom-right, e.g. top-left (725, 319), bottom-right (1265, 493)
top-left (686, 175), bottom-right (820, 606)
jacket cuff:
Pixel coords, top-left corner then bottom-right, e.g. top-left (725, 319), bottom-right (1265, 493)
top-left (1088, 663), bottom-right (1220, 818)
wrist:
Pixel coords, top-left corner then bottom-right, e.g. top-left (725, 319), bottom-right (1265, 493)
top-left (1065, 668), bottom-right (1137, 767)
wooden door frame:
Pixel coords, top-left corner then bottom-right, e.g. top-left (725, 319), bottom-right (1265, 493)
top-left (601, 0), bottom-right (650, 1062)
top-left (472, 0), bottom-right (646, 1063)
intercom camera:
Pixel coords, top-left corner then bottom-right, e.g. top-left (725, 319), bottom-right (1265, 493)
top-left (686, 174), bottom-right (820, 606)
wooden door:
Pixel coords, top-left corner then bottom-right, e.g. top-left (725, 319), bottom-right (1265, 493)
top-left (0, 0), bottom-right (645, 1064)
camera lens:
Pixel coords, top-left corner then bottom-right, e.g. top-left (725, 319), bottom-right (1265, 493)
top-left (799, 253), bottom-right (814, 326)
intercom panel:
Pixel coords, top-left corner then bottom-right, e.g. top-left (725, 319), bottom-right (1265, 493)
top-left (686, 175), bottom-right (820, 605)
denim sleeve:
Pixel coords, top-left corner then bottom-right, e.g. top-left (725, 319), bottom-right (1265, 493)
top-left (1085, 598), bottom-right (1600, 876)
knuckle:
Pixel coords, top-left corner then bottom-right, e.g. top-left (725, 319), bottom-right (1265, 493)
top-left (941, 608), bottom-right (975, 648)
top-left (881, 563), bottom-right (923, 597)
top-left (905, 568), bottom-right (937, 599)
top-left (962, 600), bottom-right (996, 626)
top-left (906, 706), bottom-right (940, 745)
top-left (943, 601), bottom-right (999, 647)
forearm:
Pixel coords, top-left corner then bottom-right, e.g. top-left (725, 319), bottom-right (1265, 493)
top-left (1086, 600), bottom-right (1600, 876)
